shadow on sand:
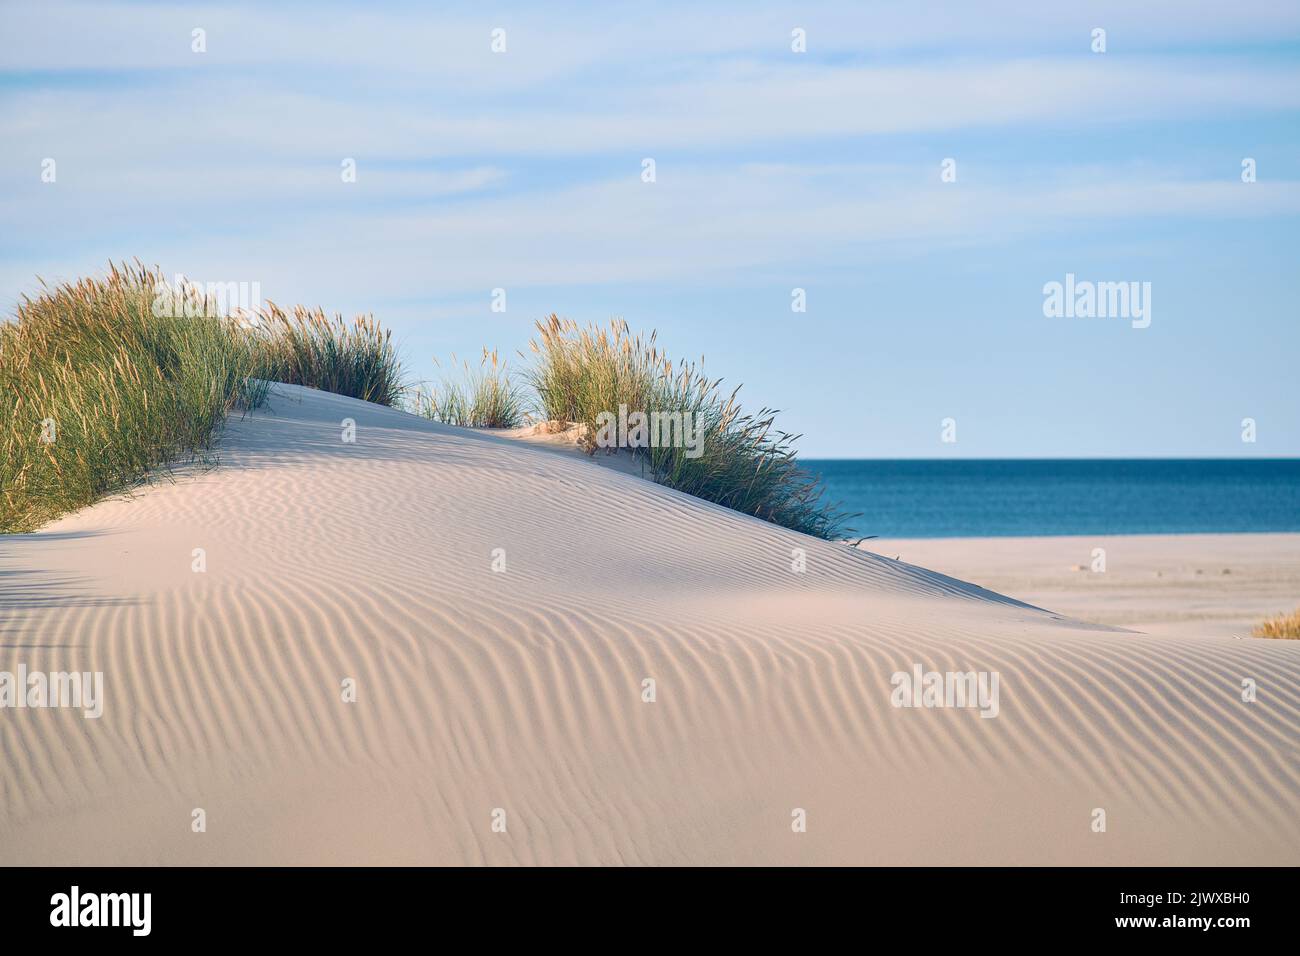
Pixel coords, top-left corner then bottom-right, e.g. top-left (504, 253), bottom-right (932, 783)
top-left (0, 531), bottom-right (137, 642)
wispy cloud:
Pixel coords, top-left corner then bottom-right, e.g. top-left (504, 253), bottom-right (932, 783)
top-left (2, 1), bottom-right (1298, 455)
top-left (5, 1), bottom-right (1299, 74)
top-left (6, 164), bottom-right (1295, 306)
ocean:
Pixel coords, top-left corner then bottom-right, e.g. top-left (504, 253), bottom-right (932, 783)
top-left (803, 459), bottom-right (1300, 539)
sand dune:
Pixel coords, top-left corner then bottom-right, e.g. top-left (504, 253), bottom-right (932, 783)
top-left (2, 384), bottom-right (1297, 865)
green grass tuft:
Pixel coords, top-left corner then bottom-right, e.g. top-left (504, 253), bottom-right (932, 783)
top-left (413, 349), bottom-right (526, 429)
top-left (525, 314), bottom-right (848, 539)
top-left (1, 263), bottom-right (268, 532)
top-left (2, 265), bottom-right (406, 532)
top-left (253, 303), bottom-right (403, 407)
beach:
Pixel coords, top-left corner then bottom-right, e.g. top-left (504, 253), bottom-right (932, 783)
top-left (864, 534), bottom-right (1300, 640)
top-left (2, 384), bottom-right (1297, 866)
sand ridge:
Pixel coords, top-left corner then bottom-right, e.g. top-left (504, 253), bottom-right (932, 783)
top-left (2, 384), bottom-right (1297, 864)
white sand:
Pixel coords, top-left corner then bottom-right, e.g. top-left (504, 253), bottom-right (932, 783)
top-left (2, 384), bottom-right (1297, 865)
top-left (866, 534), bottom-right (1300, 640)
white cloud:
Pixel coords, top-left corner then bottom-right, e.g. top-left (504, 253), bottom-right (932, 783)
top-left (4, 57), bottom-right (1298, 177)
top-left (4, 1), bottom-right (1299, 75)
top-left (5, 165), bottom-right (1295, 310)
top-left (3, 1), bottom-right (1298, 308)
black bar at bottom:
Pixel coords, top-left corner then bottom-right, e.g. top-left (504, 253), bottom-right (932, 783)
top-left (0, 866), bottom-right (1289, 942)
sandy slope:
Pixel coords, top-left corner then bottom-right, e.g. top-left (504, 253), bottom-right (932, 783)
top-left (2, 384), bottom-right (1297, 865)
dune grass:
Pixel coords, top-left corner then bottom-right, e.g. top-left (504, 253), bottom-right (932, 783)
top-left (412, 349), bottom-right (526, 428)
top-left (1, 265), bottom-right (406, 533)
top-left (253, 303), bottom-right (403, 407)
top-left (1253, 608), bottom-right (1300, 639)
top-left (5, 264), bottom-right (838, 538)
top-left (1, 264), bottom-right (269, 532)
top-left (525, 314), bottom-right (847, 539)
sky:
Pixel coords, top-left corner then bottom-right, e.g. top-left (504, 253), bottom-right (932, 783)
top-left (2, 0), bottom-right (1298, 457)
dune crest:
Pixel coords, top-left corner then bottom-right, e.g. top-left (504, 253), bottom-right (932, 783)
top-left (2, 384), bottom-right (1297, 865)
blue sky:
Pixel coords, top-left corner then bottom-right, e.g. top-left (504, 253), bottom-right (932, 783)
top-left (2, 0), bottom-right (1298, 456)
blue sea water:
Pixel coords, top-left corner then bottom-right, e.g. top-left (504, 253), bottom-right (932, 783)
top-left (803, 459), bottom-right (1300, 539)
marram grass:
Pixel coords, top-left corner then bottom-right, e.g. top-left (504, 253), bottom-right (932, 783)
top-left (1, 264), bottom-right (405, 533)
top-left (1253, 608), bottom-right (1300, 640)
top-left (254, 304), bottom-right (403, 407)
top-left (525, 314), bottom-right (848, 539)
top-left (413, 349), bottom-right (526, 429)
top-left (1, 264), bottom-right (268, 532)
top-left (5, 265), bottom-right (839, 540)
